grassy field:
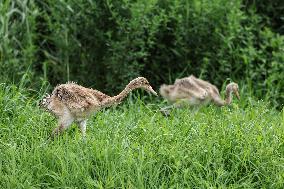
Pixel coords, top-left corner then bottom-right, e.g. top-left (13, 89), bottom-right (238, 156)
top-left (0, 84), bottom-right (284, 188)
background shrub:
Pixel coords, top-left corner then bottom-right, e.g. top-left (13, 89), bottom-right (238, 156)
top-left (0, 0), bottom-right (283, 107)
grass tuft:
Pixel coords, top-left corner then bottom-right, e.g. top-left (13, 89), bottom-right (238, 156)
top-left (0, 84), bottom-right (283, 188)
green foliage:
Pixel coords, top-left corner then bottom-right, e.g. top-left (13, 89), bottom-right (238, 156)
top-left (244, 0), bottom-right (284, 34)
top-left (0, 0), bottom-right (283, 107)
top-left (0, 0), bottom-right (39, 85)
top-left (0, 84), bottom-right (284, 188)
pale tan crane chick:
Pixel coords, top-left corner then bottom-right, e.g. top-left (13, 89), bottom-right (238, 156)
top-left (39, 77), bottom-right (157, 138)
top-left (159, 75), bottom-right (240, 114)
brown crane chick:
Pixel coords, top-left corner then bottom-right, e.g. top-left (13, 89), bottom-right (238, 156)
top-left (159, 75), bottom-right (240, 115)
top-left (39, 77), bottom-right (157, 138)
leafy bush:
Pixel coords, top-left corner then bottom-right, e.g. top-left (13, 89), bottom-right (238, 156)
top-left (0, 0), bottom-right (39, 85)
top-left (243, 0), bottom-right (284, 34)
top-left (0, 0), bottom-right (283, 106)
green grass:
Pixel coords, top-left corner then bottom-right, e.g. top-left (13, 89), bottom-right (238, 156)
top-left (0, 84), bottom-right (284, 188)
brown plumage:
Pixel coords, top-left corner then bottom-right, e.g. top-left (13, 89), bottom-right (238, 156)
top-left (159, 75), bottom-right (240, 114)
top-left (39, 77), bottom-right (157, 138)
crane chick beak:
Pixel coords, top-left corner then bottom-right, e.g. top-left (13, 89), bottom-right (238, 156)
top-left (147, 86), bottom-right (158, 96)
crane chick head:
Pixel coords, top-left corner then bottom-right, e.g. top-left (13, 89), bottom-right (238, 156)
top-left (39, 93), bottom-right (51, 109)
top-left (128, 77), bottom-right (157, 96)
top-left (226, 82), bottom-right (240, 100)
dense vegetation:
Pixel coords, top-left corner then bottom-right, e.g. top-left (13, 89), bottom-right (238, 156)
top-left (1, 1), bottom-right (284, 188)
top-left (0, 0), bottom-right (283, 107)
top-left (0, 84), bottom-right (284, 188)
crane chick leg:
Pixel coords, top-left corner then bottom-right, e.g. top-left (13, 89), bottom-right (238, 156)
top-left (160, 100), bottom-right (188, 116)
top-left (78, 120), bottom-right (87, 138)
top-left (160, 105), bottom-right (174, 116)
top-left (51, 113), bottom-right (74, 138)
